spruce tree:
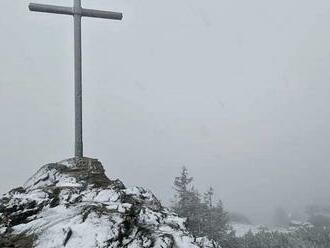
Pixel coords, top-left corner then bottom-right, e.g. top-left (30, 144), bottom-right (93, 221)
top-left (172, 167), bottom-right (233, 246)
top-left (173, 166), bottom-right (193, 217)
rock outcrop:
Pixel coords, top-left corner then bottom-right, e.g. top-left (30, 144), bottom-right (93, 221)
top-left (0, 158), bottom-right (218, 248)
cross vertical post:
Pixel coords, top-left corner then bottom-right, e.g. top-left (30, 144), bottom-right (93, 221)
top-left (74, 0), bottom-right (83, 158)
top-left (29, 0), bottom-right (123, 159)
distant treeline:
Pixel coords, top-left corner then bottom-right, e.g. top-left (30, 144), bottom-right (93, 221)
top-left (170, 167), bottom-right (330, 248)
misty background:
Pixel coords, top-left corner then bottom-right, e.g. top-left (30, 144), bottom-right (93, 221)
top-left (1, 0), bottom-right (330, 224)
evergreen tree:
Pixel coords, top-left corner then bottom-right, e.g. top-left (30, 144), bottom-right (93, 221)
top-left (204, 187), bottom-right (214, 208)
top-left (173, 166), bottom-right (193, 217)
top-left (172, 167), bottom-right (233, 247)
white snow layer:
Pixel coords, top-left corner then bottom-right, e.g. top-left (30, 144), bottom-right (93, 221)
top-left (0, 158), bottom-right (219, 248)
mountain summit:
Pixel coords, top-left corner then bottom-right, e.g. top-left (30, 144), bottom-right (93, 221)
top-left (0, 158), bottom-right (217, 248)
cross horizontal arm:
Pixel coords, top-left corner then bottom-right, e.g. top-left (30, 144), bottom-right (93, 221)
top-left (81, 8), bottom-right (122, 20)
top-left (29, 3), bottom-right (122, 20)
top-left (29, 3), bottom-right (73, 16)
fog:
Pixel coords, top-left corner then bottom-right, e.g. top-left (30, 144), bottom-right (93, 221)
top-left (1, 0), bottom-right (330, 224)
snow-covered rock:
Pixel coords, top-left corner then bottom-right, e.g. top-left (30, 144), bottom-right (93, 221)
top-left (0, 157), bottom-right (219, 248)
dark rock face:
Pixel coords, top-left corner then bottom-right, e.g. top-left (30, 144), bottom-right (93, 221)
top-left (0, 233), bottom-right (35, 248)
top-left (0, 158), bottom-right (218, 248)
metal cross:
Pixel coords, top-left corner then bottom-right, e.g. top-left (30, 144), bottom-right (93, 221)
top-left (29, 0), bottom-right (123, 158)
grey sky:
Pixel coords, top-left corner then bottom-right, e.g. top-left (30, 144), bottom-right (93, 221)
top-left (1, 0), bottom-right (330, 223)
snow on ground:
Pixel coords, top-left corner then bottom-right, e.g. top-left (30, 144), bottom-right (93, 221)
top-left (231, 222), bottom-right (312, 237)
top-left (231, 223), bottom-right (268, 237)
